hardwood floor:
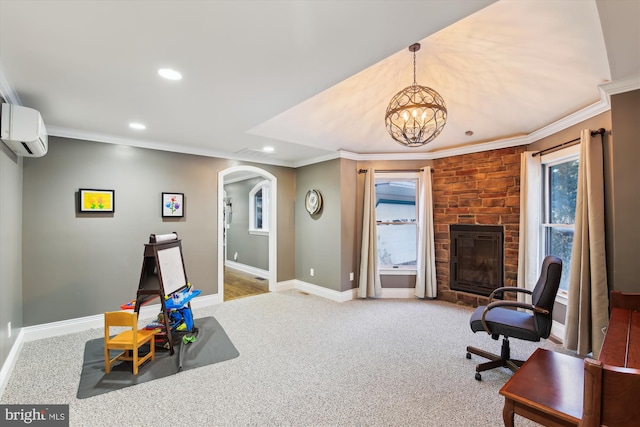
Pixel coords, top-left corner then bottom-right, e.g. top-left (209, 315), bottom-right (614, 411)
top-left (224, 268), bottom-right (269, 301)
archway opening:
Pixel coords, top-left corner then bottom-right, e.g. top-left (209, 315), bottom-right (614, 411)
top-left (218, 166), bottom-right (277, 301)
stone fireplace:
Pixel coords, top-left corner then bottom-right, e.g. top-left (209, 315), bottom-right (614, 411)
top-left (450, 225), bottom-right (504, 297)
top-left (432, 146), bottom-right (524, 306)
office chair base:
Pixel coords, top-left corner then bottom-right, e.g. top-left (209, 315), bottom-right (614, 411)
top-left (466, 337), bottom-right (524, 381)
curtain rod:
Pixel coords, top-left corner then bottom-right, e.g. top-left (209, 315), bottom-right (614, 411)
top-left (532, 128), bottom-right (606, 157)
top-left (358, 168), bottom-right (431, 174)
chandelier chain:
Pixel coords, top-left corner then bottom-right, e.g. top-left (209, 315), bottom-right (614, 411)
top-left (413, 49), bottom-right (417, 86)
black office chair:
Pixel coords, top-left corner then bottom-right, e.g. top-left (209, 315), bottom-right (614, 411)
top-left (466, 255), bottom-right (562, 380)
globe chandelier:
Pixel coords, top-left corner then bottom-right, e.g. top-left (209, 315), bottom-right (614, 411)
top-left (385, 43), bottom-right (447, 147)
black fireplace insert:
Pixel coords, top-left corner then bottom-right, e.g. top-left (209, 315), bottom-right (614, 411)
top-left (450, 224), bottom-right (504, 297)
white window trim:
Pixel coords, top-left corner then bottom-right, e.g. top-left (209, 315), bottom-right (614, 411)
top-left (249, 180), bottom-right (269, 235)
top-left (540, 144), bottom-right (579, 302)
top-left (375, 172), bottom-right (420, 274)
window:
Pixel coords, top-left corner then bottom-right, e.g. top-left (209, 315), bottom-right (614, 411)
top-left (541, 146), bottom-right (579, 297)
top-left (375, 173), bottom-right (419, 272)
top-left (249, 180), bottom-right (269, 235)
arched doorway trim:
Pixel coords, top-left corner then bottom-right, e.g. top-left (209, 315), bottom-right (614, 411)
top-left (218, 166), bottom-right (277, 300)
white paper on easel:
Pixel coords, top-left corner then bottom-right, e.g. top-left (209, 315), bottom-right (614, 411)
top-left (157, 245), bottom-right (186, 294)
top-left (154, 233), bottom-right (178, 243)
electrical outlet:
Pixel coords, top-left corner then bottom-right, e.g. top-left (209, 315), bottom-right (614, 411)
top-left (234, 252), bottom-right (238, 261)
top-left (7, 322), bottom-right (11, 338)
top-left (350, 272), bottom-right (354, 281)
top-left (310, 268), bottom-right (314, 277)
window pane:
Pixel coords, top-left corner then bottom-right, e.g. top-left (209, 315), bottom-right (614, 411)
top-left (375, 180), bottom-right (417, 222)
top-left (549, 160), bottom-right (579, 224)
top-left (376, 202), bottom-right (416, 223)
top-left (255, 189), bottom-right (262, 229)
top-left (375, 178), bottom-right (417, 267)
top-left (377, 223), bottom-right (417, 267)
top-left (548, 226), bottom-right (574, 292)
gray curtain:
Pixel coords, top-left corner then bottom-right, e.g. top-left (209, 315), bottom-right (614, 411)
top-left (358, 169), bottom-right (381, 298)
top-left (564, 129), bottom-right (609, 358)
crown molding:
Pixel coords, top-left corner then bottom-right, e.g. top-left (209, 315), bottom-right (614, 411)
top-left (527, 98), bottom-right (611, 141)
top-left (424, 135), bottom-right (531, 160)
top-left (48, 126), bottom-right (294, 167)
top-left (599, 74), bottom-right (640, 96)
top-left (7, 68), bottom-right (631, 168)
top-left (305, 97), bottom-right (610, 163)
top-left (292, 150), bottom-right (343, 168)
top-left (303, 96), bottom-right (612, 164)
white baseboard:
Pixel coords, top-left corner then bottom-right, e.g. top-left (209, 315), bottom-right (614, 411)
top-left (225, 260), bottom-right (269, 279)
top-left (290, 281), bottom-right (417, 301)
top-left (21, 293), bottom-right (223, 343)
top-left (0, 329), bottom-right (25, 400)
top-left (273, 280), bottom-right (296, 292)
top-left (291, 280), bottom-right (355, 303)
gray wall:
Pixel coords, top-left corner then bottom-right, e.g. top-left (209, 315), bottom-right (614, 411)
top-left (295, 159), bottom-right (342, 291)
top-left (610, 89), bottom-right (640, 292)
top-left (236, 163), bottom-right (297, 281)
top-left (224, 177), bottom-right (269, 270)
top-left (21, 136), bottom-right (296, 326)
top-left (339, 158), bottom-right (358, 292)
top-left (0, 137), bottom-right (23, 369)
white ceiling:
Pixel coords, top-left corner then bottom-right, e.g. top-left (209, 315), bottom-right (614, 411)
top-left (1, 0), bottom-right (638, 167)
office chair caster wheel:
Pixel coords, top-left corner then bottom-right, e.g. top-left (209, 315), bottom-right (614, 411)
top-left (475, 372), bottom-right (482, 381)
top-left (466, 352), bottom-right (471, 359)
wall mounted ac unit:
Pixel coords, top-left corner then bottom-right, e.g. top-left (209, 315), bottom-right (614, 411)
top-left (0, 103), bottom-right (48, 157)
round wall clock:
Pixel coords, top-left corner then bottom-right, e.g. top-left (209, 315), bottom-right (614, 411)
top-left (305, 189), bottom-right (323, 215)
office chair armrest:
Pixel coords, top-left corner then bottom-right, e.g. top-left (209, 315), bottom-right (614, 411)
top-left (480, 300), bottom-right (550, 335)
top-left (489, 286), bottom-right (532, 302)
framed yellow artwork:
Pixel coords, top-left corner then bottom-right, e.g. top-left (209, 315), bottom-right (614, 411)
top-left (78, 189), bottom-right (115, 213)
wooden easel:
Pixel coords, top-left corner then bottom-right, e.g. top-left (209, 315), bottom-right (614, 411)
top-left (134, 233), bottom-right (189, 355)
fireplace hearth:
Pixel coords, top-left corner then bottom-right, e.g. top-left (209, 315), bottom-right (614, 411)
top-left (450, 225), bottom-right (504, 297)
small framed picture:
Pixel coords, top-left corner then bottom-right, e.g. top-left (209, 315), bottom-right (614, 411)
top-left (162, 192), bottom-right (184, 217)
top-left (78, 189), bottom-right (115, 213)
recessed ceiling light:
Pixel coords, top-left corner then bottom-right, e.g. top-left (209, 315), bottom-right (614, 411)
top-left (263, 146), bottom-right (275, 152)
top-left (158, 68), bottom-right (182, 80)
top-left (129, 122), bottom-right (146, 130)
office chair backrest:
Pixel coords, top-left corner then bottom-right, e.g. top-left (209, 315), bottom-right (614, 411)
top-left (531, 255), bottom-right (563, 339)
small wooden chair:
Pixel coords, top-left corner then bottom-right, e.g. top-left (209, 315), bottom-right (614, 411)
top-left (104, 311), bottom-right (156, 375)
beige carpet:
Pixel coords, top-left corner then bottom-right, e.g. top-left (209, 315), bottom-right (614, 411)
top-left (2, 290), bottom-right (568, 426)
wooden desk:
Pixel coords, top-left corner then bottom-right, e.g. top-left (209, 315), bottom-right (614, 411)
top-left (499, 291), bottom-right (640, 427)
top-left (598, 307), bottom-right (640, 369)
top-left (580, 291), bottom-right (640, 427)
top-left (499, 348), bottom-right (583, 427)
